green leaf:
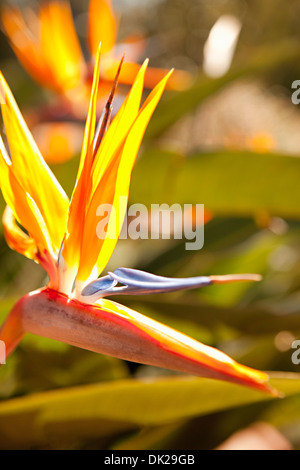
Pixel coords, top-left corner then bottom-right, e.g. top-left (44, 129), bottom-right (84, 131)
top-left (131, 149), bottom-right (300, 218)
top-left (0, 373), bottom-right (299, 449)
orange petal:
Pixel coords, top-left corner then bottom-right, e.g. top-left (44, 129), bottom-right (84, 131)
top-left (59, 45), bottom-right (102, 292)
top-left (2, 205), bottom-right (38, 260)
top-left (0, 72), bottom-right (69, 253)
top-left (2, 204), bottom-right (58, 287)
top-left (1, 7), bottom-right (55, 89)
top-left (98, 297), bottom-right (275, 394)
top-left (88, 0), bottom-right (118, 57)
top-left (101, 59), bottom-right (193, 91)
top-left (39, 1), bottom-right (85, 92)
top-left (75, 70), bottom-right (173, 286)
top-left (0, 137), bottom-right (53, 254)
top-left (2, 2), bottom-right (85, 93)
top-left (91, 59), bottom-right (149, 188)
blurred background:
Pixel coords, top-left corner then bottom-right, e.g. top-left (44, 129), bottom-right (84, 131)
top-left (1, 0), bottom-right (300, 450)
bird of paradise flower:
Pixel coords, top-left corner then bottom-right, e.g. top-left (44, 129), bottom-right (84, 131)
top-left (0, 47), bottom-right (278, 396)
top-left (1, 0), bottom-right (192, 98)
top-left (1, 0), bottom-right (193, 163)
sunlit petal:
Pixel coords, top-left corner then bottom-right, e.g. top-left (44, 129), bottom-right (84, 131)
top-left (91, 59), bottom-right (149, 188)
top-left (0, 72), bottom-right (69, 253)
top-left (96, 297), bottom-right (275, 394)
top-left (39, 1), bottom-right (85, 92)
top-left (2, 205), bottom-right (38, 261)
top-left (75, 70), bottom-right (173, 287)
top-left (59, 45), bottom-right (102, 292)
top-left (88, 0), bottom-right (118, 57)
top-left (1, 7), bottom-right (55, 89)
top-left (0, 138), bottom-right (52, 255)
top-left (2, 2), bottom-right (85, 93)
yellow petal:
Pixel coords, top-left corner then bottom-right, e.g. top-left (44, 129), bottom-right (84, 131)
top-left (59, 45), bottom-right (101, 291)
top-left (1, 7), bottom-right (55, 89)
top-left (0, 139), bottom-right (52, 254)
top-left (0, 72), bottom-right (69, 253)
top-left (88, 0), bottom-right (118, 56)
top-left (0, 140), bottom-right (59, 287)
top-left (76, 70), bottom-right (173, 285)
top-left (2, 2), bottom-right (85, 93)
top-left (40, 1), bottom-right (85, 92)
top-left (2, 205), bottom-right (38, 260)
top-left (91, 59), bottom-right (149, 191)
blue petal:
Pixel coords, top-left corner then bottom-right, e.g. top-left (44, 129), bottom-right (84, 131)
top-left (108, 268), bottom-right (212, 294)
top-left (80, 269), bottom-right (213, 302)
top-left (81, 275), bottom-right (118, 297)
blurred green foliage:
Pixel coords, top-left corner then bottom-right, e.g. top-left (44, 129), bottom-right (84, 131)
top-left (1, 0), bottom-right (300, 450)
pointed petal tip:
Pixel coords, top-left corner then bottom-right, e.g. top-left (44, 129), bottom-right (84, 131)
top-left (159, 68), bottom-right (174, 90)
top-left (209, 273), bottom-right (262, 284)
top-left (258, 372), bottom-right (285, 398)
top-left (268, 385), bottom-right (284, 398)
top-left (227, 366), bottom-right (281, 397)
top-left (166, 68), bottom-right (174, 80)
top-left (258, 377), bottom-right (283, 398)
top-left (132, 58), bottom-right (149, 74)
